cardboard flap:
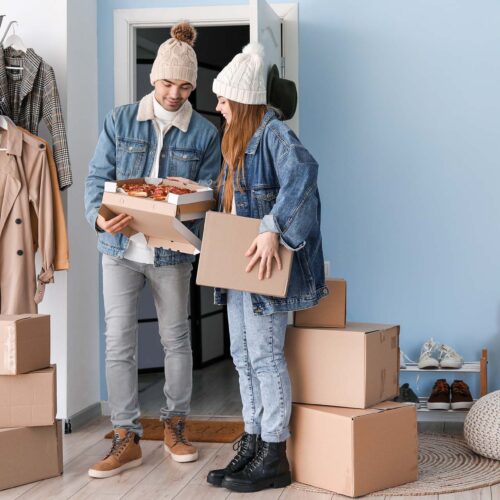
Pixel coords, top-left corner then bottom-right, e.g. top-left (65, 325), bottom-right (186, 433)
top-left (340, 322), bottom-right (399, 335)
top-left (0, 314), bottom-right (42, 324)
top-left (99, 192), bottom-right (201, 254)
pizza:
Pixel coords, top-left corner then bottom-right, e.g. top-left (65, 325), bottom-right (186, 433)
top-left (122, 183), bottom-right (194, 201)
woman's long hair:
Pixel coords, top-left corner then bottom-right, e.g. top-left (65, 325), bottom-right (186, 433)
top-left (217, 100), bottom-right (267, 213)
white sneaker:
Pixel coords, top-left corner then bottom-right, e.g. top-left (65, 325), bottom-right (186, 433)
top-left (400, 351), bottom-right (415, 369)
top-left (439, 344), bottom-right (464, 369)
top-left (418, 338), bottom-right (440, 369)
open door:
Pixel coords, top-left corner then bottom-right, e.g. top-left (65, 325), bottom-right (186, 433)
top-left (250, 0), bottom-right (282, 77)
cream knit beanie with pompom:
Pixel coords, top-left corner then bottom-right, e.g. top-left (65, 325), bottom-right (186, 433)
top-left (150, 21), bottom-right (198, 88)
top-left (212, 43), bottom-right (267, 104)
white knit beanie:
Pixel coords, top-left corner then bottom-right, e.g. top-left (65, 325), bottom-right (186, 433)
top-left (150, 22), bottom-right (198, 88)
top-left (212, 43), bottom-right (267, 104)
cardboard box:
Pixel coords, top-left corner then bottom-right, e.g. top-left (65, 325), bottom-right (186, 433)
top-left (98, 177), bottom-right (215, 255)
top-left (196, 211), bottom-right (293, 298)
top-left (0, 314), bottom-right (50, 375)
top-left (286, 322), bottom-right (399, 408)
top-left (0, 421), bottom-right (63, 491)
top-left (289, 401), bottom-right (418, 497)
top-left (294, 278), bottom-right (346, 328)
top-left (0, 365), bottom-right (56, 427)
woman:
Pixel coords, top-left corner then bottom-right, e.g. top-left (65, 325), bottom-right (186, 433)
top-left (206, 43), bottom-right (328, 493)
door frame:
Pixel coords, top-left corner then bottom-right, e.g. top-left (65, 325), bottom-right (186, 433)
top-left (114, 3), bottom-right (299, 133)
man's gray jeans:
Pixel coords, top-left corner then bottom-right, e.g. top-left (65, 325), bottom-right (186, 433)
top-left (102, 254), bottom-right (193, 437)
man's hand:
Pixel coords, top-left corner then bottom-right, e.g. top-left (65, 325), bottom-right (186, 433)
top-left (245, 232), bottom-right (282, 280)
top-left (97, 213), bottom-right (132, 234)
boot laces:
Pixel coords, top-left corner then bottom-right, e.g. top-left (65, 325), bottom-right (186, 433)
top-left (432, 379), bottom-right (449, 394)
top-left (245, 441), bottom-right (269, 474)
top-left (169, 419), bottom-right (189, 446)
top-left (440, 344), bottom-right (463, 362)
top-left (452, 381), bottom-right (470, 396)
top-left (421, 338), bottom-right (436, 357)
top-left (105, 432), bottom-right (129, 459)
top-left (229, 433), bottom-right (251, 467)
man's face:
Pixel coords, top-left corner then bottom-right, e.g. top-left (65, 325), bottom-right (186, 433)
top-left (154, 79), bottom-right (193, 112)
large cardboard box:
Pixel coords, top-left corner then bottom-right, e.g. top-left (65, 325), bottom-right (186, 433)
top-left (289, 402), bottom-right (418, 497)
top-left (196, 211), bottom-right (293, 298)
top-left (0, 366), bottom-right (56, 427)
top-left (294, 278), bottom-right (346, 328)
top-left (98, 177), bottom-right (215, 254)
top-left (0, 421), bottom-right (63, 491)
top-left (0, 314), bottom-right (50, 375)
top-left (286, 322), bottom-right (399, 408)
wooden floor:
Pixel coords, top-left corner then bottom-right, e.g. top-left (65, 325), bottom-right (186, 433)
top-left (0, 415), bottom-right (498, 500)
top-left (1, 360), bottom-right (498, 499)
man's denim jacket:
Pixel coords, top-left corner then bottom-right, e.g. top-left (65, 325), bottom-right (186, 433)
top-left (215, 109), bottom-right (328, 315)
top-left (84, 93), bottom-right (221, 266)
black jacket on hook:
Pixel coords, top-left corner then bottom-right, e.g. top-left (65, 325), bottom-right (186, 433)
top-left (0, 46), bottom-right (72, 189)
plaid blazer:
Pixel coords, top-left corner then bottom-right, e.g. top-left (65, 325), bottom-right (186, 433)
top-left (0, 47), bottom-right (72, 189)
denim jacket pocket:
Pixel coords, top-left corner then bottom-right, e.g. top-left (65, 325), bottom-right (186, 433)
top-left (116, 138), bottom-right (148, 178)
top-left (251, 186), bottom-right (279, 218)
top-left (169, 148), bottom-right (201, 178)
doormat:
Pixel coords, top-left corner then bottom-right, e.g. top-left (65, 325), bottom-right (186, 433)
top-left (105, 418), bottom-right (244, 443)
top-left (291, 433), bottom-right (500, 496)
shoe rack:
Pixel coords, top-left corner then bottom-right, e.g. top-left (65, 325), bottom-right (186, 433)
top-left (401, 349), bottom-right (488, 422)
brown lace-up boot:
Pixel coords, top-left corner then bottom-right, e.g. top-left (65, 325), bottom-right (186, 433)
top-left (88, 428), bottom-right (142, 478)
top-left (164, 416), bottom-right (198, 463)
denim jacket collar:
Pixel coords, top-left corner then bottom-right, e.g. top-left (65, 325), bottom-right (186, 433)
top-left (136, 91), bottom-right (192, 132)
top-left (245, 108), bottom-right (279, 155)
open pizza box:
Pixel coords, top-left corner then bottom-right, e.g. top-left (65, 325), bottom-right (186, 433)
top-left (104, 177), bottom-right (215, 221)
top-left (98, 178), bottom-right (213, 255)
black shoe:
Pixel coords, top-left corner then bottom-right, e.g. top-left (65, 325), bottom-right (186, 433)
top-left (394, 383), bottom-right (421, 407)
top-left (221, 440), bottom-right (292, 493)
top-left (207, 433), bottom-right (260, 487)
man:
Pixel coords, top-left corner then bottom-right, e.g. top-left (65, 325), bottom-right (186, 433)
top-left (84, 22), bottom-right (220, 478)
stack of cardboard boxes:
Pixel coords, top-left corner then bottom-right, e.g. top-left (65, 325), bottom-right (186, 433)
top-left (0, 314), bottom-right (63, 491)
top-left (286, 279), bottom-right (418, 497)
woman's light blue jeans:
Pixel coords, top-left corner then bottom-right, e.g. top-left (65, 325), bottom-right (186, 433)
top-left (227, 290), bottom-right (291, 443)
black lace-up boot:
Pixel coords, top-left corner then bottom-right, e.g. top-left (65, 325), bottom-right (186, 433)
top-left (221, 440), bottom-right (291, 492)
top-left (207, 433), bottom-right (260, 486)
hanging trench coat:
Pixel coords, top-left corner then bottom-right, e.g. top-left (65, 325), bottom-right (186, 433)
top-left (0, 118), bottom-right (54, 313)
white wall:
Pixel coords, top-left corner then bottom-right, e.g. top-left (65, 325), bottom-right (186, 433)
top-left (1, 0), bottom-right (100, 419)
top-left (66, 0), bottom-right (100, 418)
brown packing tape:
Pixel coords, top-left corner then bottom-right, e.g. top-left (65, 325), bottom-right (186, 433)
top-left (380, 368), bottom-right (386, 399)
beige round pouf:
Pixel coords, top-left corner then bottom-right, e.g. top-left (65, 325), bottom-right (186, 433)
top-left (464, 390), bottom-right (500, 460)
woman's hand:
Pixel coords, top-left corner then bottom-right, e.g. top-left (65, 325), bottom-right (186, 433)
top-left (245, 232), bottom-right (282, 280)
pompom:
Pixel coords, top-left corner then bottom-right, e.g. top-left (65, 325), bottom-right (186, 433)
top-left (170, 21), bottom-right (197, 46)
top-left (242, 42), bottom-right (265, 58)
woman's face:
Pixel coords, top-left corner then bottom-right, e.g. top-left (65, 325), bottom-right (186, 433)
top-left (216, 96), bottom-right (232, 125)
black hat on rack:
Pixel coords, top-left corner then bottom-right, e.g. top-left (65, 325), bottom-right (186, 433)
top-left (266, 64), bottom-right (297, 121)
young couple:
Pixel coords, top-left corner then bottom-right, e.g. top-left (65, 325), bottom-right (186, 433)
top-left (84, 22), bottom-right (326, 493)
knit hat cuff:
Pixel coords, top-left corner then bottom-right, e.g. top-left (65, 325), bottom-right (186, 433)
top-left (150, 65), bottom-right (197, 89)
top-left (212, 78), bottom-right (266, 105)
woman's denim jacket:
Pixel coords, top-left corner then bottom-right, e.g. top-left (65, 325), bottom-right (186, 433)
top-left (214, 109), bottom-right (328, 315)
top-left (84, 94), bottom-right (221, 266)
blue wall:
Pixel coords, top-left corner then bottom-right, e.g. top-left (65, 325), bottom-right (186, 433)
top-left (97, 0), bottom-right (500, 399)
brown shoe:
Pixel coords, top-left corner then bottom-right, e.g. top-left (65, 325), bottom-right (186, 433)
top-left (427, 379), bottom-right (450, 410)
top-left (164, 416), bottom-right (198, 463)
top-left (88, 428), bottom-right (142, 478)
top-left (451, 380), bottom-right (474, 410)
